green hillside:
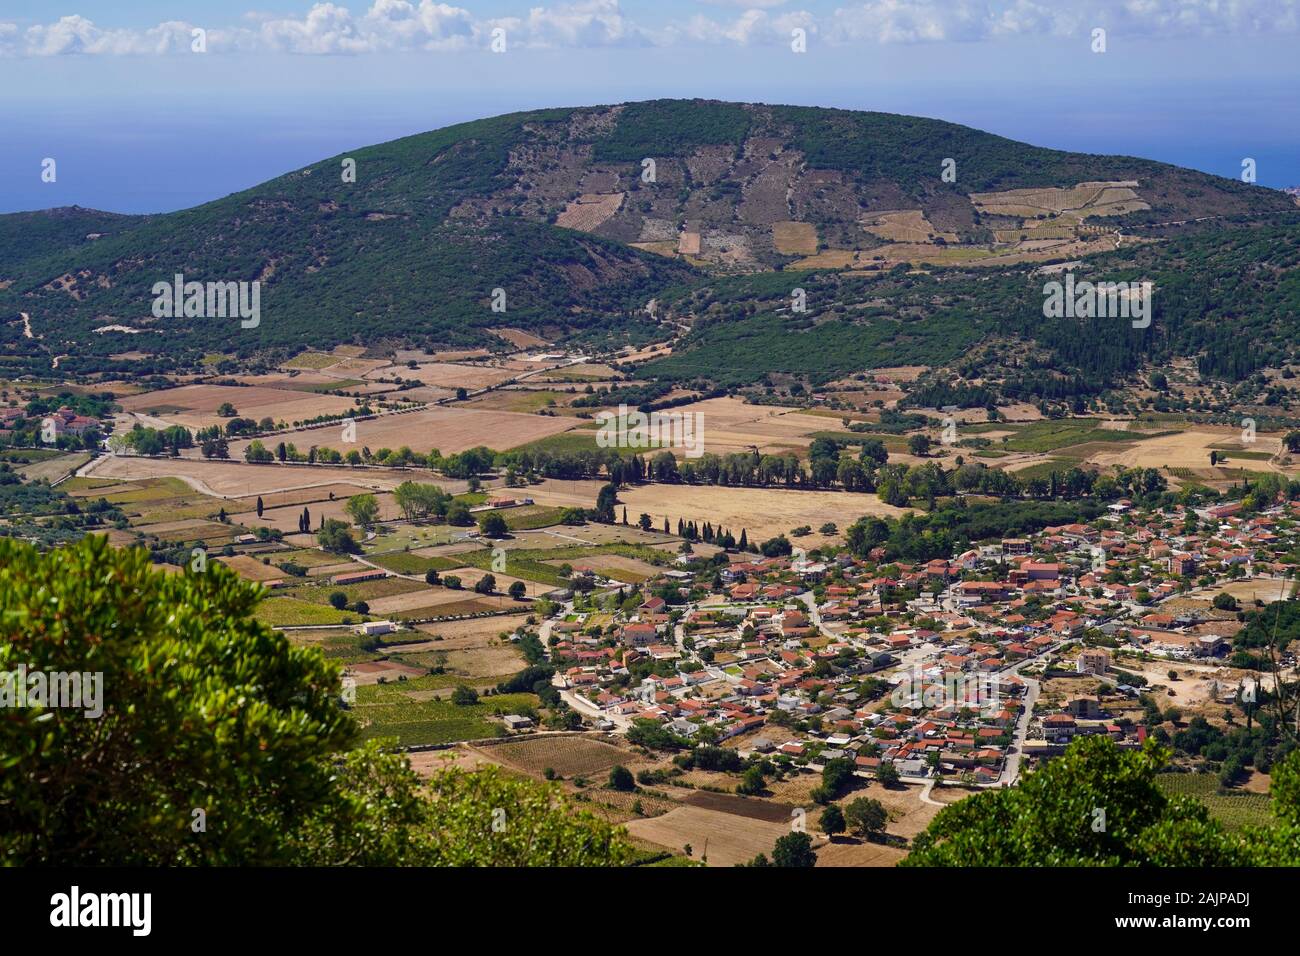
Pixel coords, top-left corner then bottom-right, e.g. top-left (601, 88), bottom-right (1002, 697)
top-left (1, 99), bottom-right (1295, 380)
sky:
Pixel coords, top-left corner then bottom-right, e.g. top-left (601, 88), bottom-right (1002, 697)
top-left (1, 0), bottom-right (1298, 214)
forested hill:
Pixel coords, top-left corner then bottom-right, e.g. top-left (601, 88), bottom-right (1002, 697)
top-left (1, 99), bottom-right (1295, 375)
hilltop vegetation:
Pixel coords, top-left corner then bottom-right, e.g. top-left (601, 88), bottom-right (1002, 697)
top-left (644, 218), bottom-right (1300, 397)
top-left (3, 99), bottom-right (1295, 381)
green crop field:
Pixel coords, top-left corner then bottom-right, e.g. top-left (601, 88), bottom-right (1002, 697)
top-left (990, 420), bottom-right (1150, 454)
top-left (501, 505), bottom-right (570, 531)
top-left (366, 551), bottom-right (465, 575)
top-left (1155, 773), bottom-right (1274, 831)
top-left (354, 682), bottom-right (539, 746)
top-left (255, 596), bottom-right (368, 627)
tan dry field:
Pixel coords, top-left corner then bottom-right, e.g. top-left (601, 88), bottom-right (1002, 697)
top-left (408, 748), bottom-right (501, 778)
top-left (619, 343), bottom-right (674, 363)
top-left (309, 560), bottom-right (367, 578)
top-left (230, 493), bottom-right (401, 533)
top-left (1089, 428), bottom-right (1291, 474)
top-left (363, 579), bottom-right (535, 617)
top-left (214, 554), bottom-right (289, 583)
top-left (861, 209), bottom-right (957, 244)
top-left (547, 553), bottom-right (662, 584)
top-left (394, 386), bottom-right (459, 403)
top-left (400, 628), bottom-right (525, 680)
top-left (624, 805), bottom-right (793, 867)
top-left (463, 388), bottom-right (575, 413)
top-left (321, 357), bottom-right (389, 377)
top-left (473, 735), bottom-right (631, 778)
top-left (411, 348), bottom-right (494, 362)
top-left (601, 395), bottom-right (860, 457)
top-left (488, 328), bottom-right (550, 349)
top-left (363, 586), bottom-right (471, 615)
top-left (411, 615), bottom-right (526, 643)
top-left (970, 181), bottom-right (1147, 219)
top-left (16, 452), bottom-right (90, 483)
top-left (228, 482), bottom-right (375, 509)
top-left (118, 383), bottom-right (357, 429)
top-left (229, 405), bottom-right (579, 457)
top-left (539, 362), bottom-right (621, 380)
top-left (1122, 660), bottom-right (1243, 711)
top-left (83, 455), bottom-right (466, 499)
top-left (815, 838), bottom-right (909, 866)
top-left (555, 192), bottom-right (624, 231)
top-left (1199, 578), bottom-right (1295, 604)
top-left (442, 566), bottom-right (550, 600)
top-left (616, 483), bottom-right (909, 542)
top-left (367, 362), bottom-right (517, 391)
top-left (772, 220), bottom-right (819, 255)
top-left (821, 387), bottom-right (906, 409)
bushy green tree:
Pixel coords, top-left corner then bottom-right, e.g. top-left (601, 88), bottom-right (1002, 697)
top-left (904, 736), bottom-right (1300, 867)
top-left (771, 832), bottom-right (817, 867)
top-left (819, 804), bottom-right (846, 838)
top-left (845, 797), bottom-right (889, 839)
top-left (0, 537), bottom-right (632, 867)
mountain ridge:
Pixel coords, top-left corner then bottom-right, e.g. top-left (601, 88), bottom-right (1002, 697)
top-left (1, 99), bottom-right (1296, 378)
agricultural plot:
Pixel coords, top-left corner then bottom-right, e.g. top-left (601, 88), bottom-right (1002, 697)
top-left (118, 383), bottom-right (357, 429)
top-left (283, 627), bottom-right (386, 666)
top-left (860, 210), bottom-right (956, 244)
top-left (1155, 774), bottom-right (1273, 831)
top-left (283, 351), bottom-right (347, 370)
top-left (228, 405), bottom-right (579, 458)
top-left (369, 362), bottom-right (517, 391)
top-left (365, 523), bottom-right (467, 552)
top-left (228, 483), bottom-right (373, 510)
top-left (232, 492), bottom-right (401, 533)
top-left (477, 735), bottom-right (630, 778)
top-left (353, 682), bottom-right (539, 746)
top-left (463, 389), bottom-right (570, 413)
top-left (268, 547), bottom-right (342, 569)
top-left (403, 618), bottom-right (528, 681)
top-left (576, 395), bottom-right (872, 458)
top-left (454, 542), bottom-right (674, 589)
top-left (508, 427), bottom-right (601, 457)
top-left (499, 505), bottom-right (571, 531)
top-left (544, 553), bottom-right (662, 584)
top-left (360, 582), bottom-right (533, 619)
top-left (255, 596), bottom-right (366, 627)
top-left (293, 576), bottom-right (430, 605)
top-left (15, 451), bottom-right (90, 483)
top-left (365, 550), bottom-right (465, 575)
top-left (615, 482), bottom-right (908, 543)
top-left (771, 221), bottom-right (819, 255)
top-left (970, 181), bottom-right (1149, 223)
top-left (1089, 428), bottom-right (1292, 475)
top-left (215, 554), bottom-right (291, 583)
top-left (624, 806), bottom-right (791, 868)
top-left (83, 455), bottom-right (443, 498)
top-left (488, 329), bottom-right (550, 349)
top-left (976, 419), bottom-right (1154, 454)
top-left (555, 192), bottom-right (624, 231)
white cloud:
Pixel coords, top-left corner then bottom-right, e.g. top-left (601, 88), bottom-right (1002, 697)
top-left (1, 0), bottom-right (1297, 56)
top-left (697, 0), bottom-right (791, 8)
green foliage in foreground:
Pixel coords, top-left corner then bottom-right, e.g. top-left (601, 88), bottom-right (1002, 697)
top-left (903, 736), bottom-right (1300, 866)
top-left (0, 536), bottom-right (630, 866)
